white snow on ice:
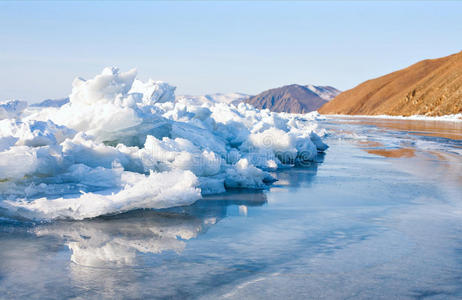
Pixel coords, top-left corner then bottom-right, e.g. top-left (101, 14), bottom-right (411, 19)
top-left (0, 67), bottom-right (327, 220)
top-left (323, 114), bottom-right (462, 122)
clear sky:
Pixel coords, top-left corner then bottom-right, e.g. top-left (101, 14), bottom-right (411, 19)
top-left (1, 1), bottom-right (461, 102)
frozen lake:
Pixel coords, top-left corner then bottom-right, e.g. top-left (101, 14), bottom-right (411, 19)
top-left (1, 117), bottom-right (461, 299)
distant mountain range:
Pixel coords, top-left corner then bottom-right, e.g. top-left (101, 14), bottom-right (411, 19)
top-left (31, 98), bottom-right (69, 108)
top-left (319, 51), bottom-right (462, 116)
top-left (178, 93), bottom-right (250, 106)
top-left (245, 84), bottom-right (340, 113)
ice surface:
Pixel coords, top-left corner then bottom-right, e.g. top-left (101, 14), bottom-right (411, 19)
top-left (0, 68), bottom-right (327, 220)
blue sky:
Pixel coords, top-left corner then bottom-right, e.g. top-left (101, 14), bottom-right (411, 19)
top-left (1, 1), bottom-right (461, 102)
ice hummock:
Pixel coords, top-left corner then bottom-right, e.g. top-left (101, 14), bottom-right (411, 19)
top-left (0, 67), bottom-right (328, 220)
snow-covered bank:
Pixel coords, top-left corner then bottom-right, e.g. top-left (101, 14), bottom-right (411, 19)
top-left (323, 114), bottom-right (462, 122)
top-left (0, 67), bottom-right (327, 220)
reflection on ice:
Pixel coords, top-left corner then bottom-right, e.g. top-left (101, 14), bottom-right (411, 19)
top-left (33, 191), bottom-right (268, 267)
top-left (366, 148), bottom-right (415, 158)
top-left (238, 205), bottom-right (248, 216)
top-left (35, 212), bottom-right (207, 266)
top-left (270, 153), bottom-right (323, 191)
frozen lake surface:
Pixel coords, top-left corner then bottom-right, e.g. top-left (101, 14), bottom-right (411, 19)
top-left (1, 117), bottom-right (461, 299)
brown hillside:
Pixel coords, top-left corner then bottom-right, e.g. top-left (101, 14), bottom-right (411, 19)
top-left (319, 51), bottom-right (462, 116)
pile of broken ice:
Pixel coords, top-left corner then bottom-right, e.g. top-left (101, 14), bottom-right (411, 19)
top-left (0, 67), bottom-right (327, 220)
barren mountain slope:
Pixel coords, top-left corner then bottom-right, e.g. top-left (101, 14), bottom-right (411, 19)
top-left (319, 51), bottom-right (462, 116)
